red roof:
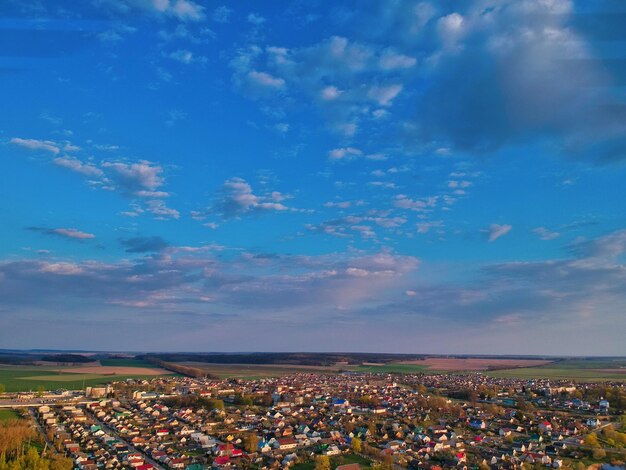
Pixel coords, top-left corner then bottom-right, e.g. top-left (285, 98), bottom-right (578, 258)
top-left (215, 456), bottom-right (230, 465)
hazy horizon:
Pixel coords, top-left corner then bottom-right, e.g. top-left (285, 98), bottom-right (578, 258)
top-left (1, 0), bottom-right (626, 356)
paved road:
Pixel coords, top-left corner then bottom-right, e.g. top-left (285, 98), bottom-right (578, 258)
top-left (0, 398), bottom-right (96, 408)
top-left (28, 408), bottom-right (59, 456)
top-left (84, 408), bottom-right (167, 470)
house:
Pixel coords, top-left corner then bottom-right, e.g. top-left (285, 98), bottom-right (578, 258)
top-left (213, 456), bottom-right (230, 467)
top-left (538, 421), bottom-right (552, 433)
top-left (469, 419), bottom-right (486, 430)
top-left (278, 438), bottom-right (298, 450)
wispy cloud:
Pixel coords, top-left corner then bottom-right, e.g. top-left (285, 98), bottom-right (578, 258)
top-left (486, 224), bottom-right (512, 242)
top-left (10, 138), bottom-right (60, 154)
top-left (200, 177), bottom-right (289, 220)
top-left (28, 226), bottom-right (95, 240)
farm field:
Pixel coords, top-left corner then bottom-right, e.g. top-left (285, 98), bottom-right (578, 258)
top-left (0, 409), bottom-right (21, 421)
top-left (58, 365), bottom-right (169, 375)
top-left (487, 365), bottom-right (626, 381)
top-left (183, 362), bottom-right (349, 379)
top-left (175, 357), bottom-right (626, 381)
top-left (99, 358), bottom-right (161, 368)
top-left (0, 362), bottom-right (173, 392)
top-left (356, 363), bottom-right (428, 373)
top-left (406, 357), bottom-right (554, 371)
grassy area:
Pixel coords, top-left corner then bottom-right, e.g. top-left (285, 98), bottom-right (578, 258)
top-left (356, 364), bottom-right (427, 374)
top-left (544, 359), bottom-right (626, 370)
top-left (292, 454), bottom-right (372, 470)
top-left (0, 366), bottom-right (173, 392)
top-left (487, 366), bottom-right (626, 381)
top-left (99, 358), bottom-right (159, 368)
top-left (0, 409), bottom-right (21, 421)
top-left (185, 363), bottom-right (348, 380)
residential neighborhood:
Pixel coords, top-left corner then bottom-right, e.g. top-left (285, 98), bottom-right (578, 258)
top-left (9, 371), bottom-right (625, 470)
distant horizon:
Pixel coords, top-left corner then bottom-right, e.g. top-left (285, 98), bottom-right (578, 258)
top-left (1, 0), bottom-right (626, 355)
top-left (2, 349), bottom-right (625, 360)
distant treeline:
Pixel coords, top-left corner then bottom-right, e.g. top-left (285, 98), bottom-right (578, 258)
top-left (40, 354), bottom-right (94, 363)
top-left (140, 352), bottom-right (426, 366)
top-left (0, 352), bottom-right (94, 365)
top-left (143, 357), bottom-right (217, 379)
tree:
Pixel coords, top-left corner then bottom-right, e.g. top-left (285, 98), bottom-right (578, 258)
top-left (315, 455), bottom-right (331, 470)
top-left (205, 399), bottom-right (224, 410)
top-left (584, 433), bottom-right (600, 448)
top-left (0, 384), bottom-right (5, 395)
top-left (351, 437), bottom-right (362, 453)
top-left (592, 448), bottom-right (606, 460)
top-left (50, 455), bottom-right (74, 470)
top-left (243, 433), bottom-right (258, 453)
top-left (36, 386), bottom-right (45, 398)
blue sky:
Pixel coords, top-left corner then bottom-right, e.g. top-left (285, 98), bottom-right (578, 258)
top-left (1, 0), bottom-right (626, 354)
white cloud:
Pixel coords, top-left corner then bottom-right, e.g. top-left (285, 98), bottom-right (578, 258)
top-left (379, 50), bottom-right (417, 70)
top-left (328, 147), bottom-right (362, 160)
top-left (167, 49), bottom-right (196, 64)
top-left (101, 160), bottom-right (164, 193)
top-left (146, 199), bottom-right (180, 219)
top-left (10, 138), bottom-right (60, 155)
top-left (487, 224), bottom-right (512, 242)
top-left (247, 70), bottom-right (285, 89)
top-left (39, 262), bottom-right (83, 275)
top-left (51, 228), bottom-right (96, 239)
top-left (98, 0), bottom-right (205, 21)
top-left (437, 12), bottom-right (465, 48)
top-left (247, 13), bottom-right (265, 25)
top-left (170, 0), bottom-right (205, 21)
top-left (533, 227), bottom-right (560, 241)
top-left (417, 221), bottom-right (444, 233)
top-left (212, 5), bottom-right (233, 23)
top-left (320, 86), bottom-right (343, 100)
top-left (394, 195), bottom-right (438, 211)
top-left (367, 84), bottom-right (403, 106)
top-left (204, 177), bottom-right (289, 219)
top-left (53, 156), bottom-right (103, 178)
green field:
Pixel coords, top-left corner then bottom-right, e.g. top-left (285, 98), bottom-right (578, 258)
top-left (484, 358), bottom-right (626, 381)
top-left (357, 364), bottom-right (427, 374)
top-left (292, 453), bottom-right (372, 470)
top-left (99, 358), bottom-right (160, 368)
top-left (175, 359), bottom-right (626, 381)
top-left (0, 366), bottom-right (173, 392)
top-left (487, 364), bottom-right (626, 381)
top-left (0, 409), bottom-right (21, 421)
top-left (185, 362), bottom-right (349, 380)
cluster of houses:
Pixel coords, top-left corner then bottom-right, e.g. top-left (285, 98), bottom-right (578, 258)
top-left (28, 371), bottom-right (623, 470)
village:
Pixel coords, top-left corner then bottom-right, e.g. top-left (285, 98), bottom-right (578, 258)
top-left (17, 372), bottom-right (626, 470)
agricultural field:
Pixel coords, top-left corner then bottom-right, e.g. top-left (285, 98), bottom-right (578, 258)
top-left (356, 363), bottom-right (428, 374)
top-left (487, 367), bottom-right (626, 381)
top-left (0, 362), bottom-right (173, 392)
top-left (486, 359), bottom-right (626, 382)
top-left (409, 357), bottom-right (554, 371)
top-left (182, 362), bottom-right (350, 379)
top-left (174, 357), bottom-right (626, 381)
top-left (0, 409), bottom-right (21, 421)
top-left (99, 358), bottom-right (160, 368)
